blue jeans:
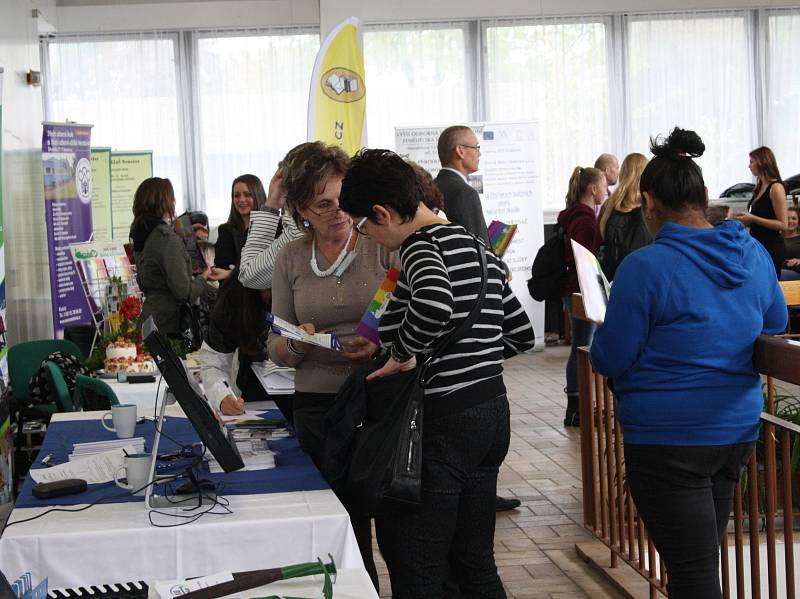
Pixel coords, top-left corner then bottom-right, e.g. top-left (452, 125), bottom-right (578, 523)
top-left (562, 296), bottom-right (596, 395)
top-left (376, 395), bottom-right (510, 599)
top-left (625, 442), bottom-right (755, 599)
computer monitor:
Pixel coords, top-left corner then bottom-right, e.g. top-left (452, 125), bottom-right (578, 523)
top-left (142, 316), bottom-right (243, 473)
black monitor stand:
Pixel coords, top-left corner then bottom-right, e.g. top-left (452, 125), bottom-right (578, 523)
top-left (144, 389), bottom-right (218, 511)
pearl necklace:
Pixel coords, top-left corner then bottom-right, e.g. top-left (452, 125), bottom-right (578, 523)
top-left (310, 228), bottom-right (355, 278)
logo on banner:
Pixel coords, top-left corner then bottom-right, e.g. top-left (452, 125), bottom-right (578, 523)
top-left (75, 157), bottom-right (92, 203)
top-left (321, 67), bottom-right (365, 103)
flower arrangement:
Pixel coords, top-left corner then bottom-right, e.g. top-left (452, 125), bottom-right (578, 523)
top-left (86, 294), bottom-right (144, 372)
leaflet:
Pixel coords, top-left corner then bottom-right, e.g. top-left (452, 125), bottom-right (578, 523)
top-left (266, 313), bottom-right (344, 352)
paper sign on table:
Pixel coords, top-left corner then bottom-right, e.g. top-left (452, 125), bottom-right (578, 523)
top-left (29, 446), bottom-right (136, 485)
top-left (570, 239), bottom-right (611, 325)
top-left (266, 314), bottom-right (344, 352)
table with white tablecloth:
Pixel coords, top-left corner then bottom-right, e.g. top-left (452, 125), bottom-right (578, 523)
top-left (0, 409), bottom-right (366, 590)
top-left (103, 376), bottom-right (166, 411)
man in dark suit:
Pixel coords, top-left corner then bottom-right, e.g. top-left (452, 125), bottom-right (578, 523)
top-left (434, 125), bottom-right (521, 514)
top-left (434, 126), bottom-right (491, 247)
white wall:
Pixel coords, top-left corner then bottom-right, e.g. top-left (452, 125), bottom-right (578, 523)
top-left (1, 0), bottom-right (57, 343)
top-left (51, 0), bottom-right (800, 35)
top-left (55, 0), bottom-right (318, 32)
top-left (321, 0), bottom-right (799, 33)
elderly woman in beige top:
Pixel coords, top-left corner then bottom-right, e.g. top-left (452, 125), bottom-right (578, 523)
top-left (267, 141), bottom-right (393, 591)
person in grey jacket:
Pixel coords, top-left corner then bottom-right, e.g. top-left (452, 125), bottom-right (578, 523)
top-left (130, 177), bottom-right (214, 336)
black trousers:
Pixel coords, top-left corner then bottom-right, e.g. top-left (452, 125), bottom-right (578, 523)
top-left (292, 394), bottom-right (379, 592)
top-left (376, 395), bottom-right (510, 599)
top-left (624, 442), bottom-right (756, 599)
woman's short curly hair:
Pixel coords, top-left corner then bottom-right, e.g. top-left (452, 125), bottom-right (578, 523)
top-left (281, 142), bottom-right (350, 229)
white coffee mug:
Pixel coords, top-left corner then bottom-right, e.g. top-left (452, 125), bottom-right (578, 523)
top-left (101, 404), bottom-right (137, 439)
top-left (114, 453), bottom-right (152, 496)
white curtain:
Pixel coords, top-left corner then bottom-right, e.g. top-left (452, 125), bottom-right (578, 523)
top-left (483, 18), bottom-right (611, 212)
top-left (626, 11), bottom-right (756, 196)
top-left (195, 29), bottom-right (319, 226)
top-left (364, 23), bottom-right (470, 151)
top-left (46, 33), bottom-right (185, 212)
top-left (765, 9), bottom-right (800, 181)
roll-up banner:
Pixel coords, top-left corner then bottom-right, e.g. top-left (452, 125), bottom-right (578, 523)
top-left (395, 121), bottom-right (545, 349)
top-left (42, 122), bottom-right (95, 337)
top-left (90, 148), bottom-right (112, 242)
top-left (111, 151), bottom-right (152, 241)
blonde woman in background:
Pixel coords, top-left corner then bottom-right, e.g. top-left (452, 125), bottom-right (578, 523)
top-left (598, 153), bottom-right (652, 280)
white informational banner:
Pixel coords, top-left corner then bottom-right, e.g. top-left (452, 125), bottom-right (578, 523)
top-left (395, 121), bottom-right (545, 349)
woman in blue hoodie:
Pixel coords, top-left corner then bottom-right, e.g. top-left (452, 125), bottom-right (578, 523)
top-left (590, 128), bottom-right (787, 599)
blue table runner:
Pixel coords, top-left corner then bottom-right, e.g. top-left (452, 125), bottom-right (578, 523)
top-left (16, 411), bottom-right (329, 508)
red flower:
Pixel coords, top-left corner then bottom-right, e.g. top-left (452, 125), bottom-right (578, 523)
top-left (120, 296), bottom-right (142, 321)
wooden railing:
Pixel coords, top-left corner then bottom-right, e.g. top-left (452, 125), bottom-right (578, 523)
top-left (575, 334), bottom-right (800, 599)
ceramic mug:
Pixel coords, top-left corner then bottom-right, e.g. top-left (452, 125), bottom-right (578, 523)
top-left (101, 404), bottom-right (137, 439)
top-left (114, 453), bottom-right (152, 496)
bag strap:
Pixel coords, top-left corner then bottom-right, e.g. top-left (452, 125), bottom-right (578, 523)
top-left (418, 235), bottom-right (488, 387)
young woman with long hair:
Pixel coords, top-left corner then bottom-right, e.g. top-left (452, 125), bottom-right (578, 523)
top-left (130, 177), bottom-right (214, 336)
top-left (735, 146), bottom-right (788, 278)
top-left (211, 174), bottom-right (267, 281)
top-left (598, 153), bottom-right (652, 280)
top-left (558, 166), bottom-right (607, 427)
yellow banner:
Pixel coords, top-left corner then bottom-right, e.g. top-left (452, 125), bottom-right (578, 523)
top-left (307, 17), bottom-right (367, 156)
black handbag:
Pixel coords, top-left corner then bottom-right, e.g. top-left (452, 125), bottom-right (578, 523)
top-left (178, 301), bottom-right (205, 352)
top-left (333, 236), bottom-right (488, 516)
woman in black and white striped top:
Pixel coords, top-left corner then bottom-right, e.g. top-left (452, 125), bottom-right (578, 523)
top-left (340, 149), bottom-right (535, 599)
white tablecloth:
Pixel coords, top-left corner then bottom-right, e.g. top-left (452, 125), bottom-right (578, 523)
top-left (104, 377), bottom-right (166, 412)
top-left (0, 411), bottom-right (365, 589)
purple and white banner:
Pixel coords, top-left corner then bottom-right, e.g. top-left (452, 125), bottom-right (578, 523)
top-left (42, 122), bottom-right (94, 337)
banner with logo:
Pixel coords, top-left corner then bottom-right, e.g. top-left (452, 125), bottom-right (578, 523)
top-left (91, 148), bottom-right (113, 241)
top-left (307, 17), bottom-right (367, 156)
top-left (42, 122), bottom-right (95, 337)
top-left (111, 151), bottom-right (152, 241)
top-left (395, 121), bottom-right (545, 349)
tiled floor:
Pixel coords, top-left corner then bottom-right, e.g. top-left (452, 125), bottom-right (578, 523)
top-left (375, 344), bottom-right (624, 598)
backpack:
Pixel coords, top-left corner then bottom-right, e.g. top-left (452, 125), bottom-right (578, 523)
top-left (600, 208), bottom-right (652, 281)
top-left (527, 211), bottom-right (592, 302)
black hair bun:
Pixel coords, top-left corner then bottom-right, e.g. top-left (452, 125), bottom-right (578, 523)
top-left (650, 127), bottom-right (705, 160)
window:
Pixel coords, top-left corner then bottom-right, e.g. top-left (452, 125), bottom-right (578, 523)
top-left (196, 31), bottom-right (319, 224)
top-left (364, 25), bottom-right (470, 151)
top-left (627, 12), bottom-right (755, 195)
top-left (47, 34), bottom-right (185, 211)
top-left (484, 19), bottom-right (610, 212)
top-left (765, 10), bottom-right (800, 181)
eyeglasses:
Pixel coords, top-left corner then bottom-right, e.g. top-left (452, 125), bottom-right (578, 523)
top-left (307, 200), bottom-right (341, 217)
top-left (459, 143), bottom-right (481, 151)
top-left (355, 216), bottom-right (369, 235)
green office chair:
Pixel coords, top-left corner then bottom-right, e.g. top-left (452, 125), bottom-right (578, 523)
top-left (72, 374), bottom-right (120, 411)
top-left (44, 361), bottom-right (75, 412)
top-left (8, 339), bottom-right (84, 482)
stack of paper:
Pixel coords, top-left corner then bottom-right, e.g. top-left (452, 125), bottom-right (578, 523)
top-left (70, 437), bottom-right (146, 461)
top-left (487, 220), bottom-right (518, 258)
top-left (251, 362), bottom-right (295, 395)
top-left (208, 437), bottom-right (277, 473)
